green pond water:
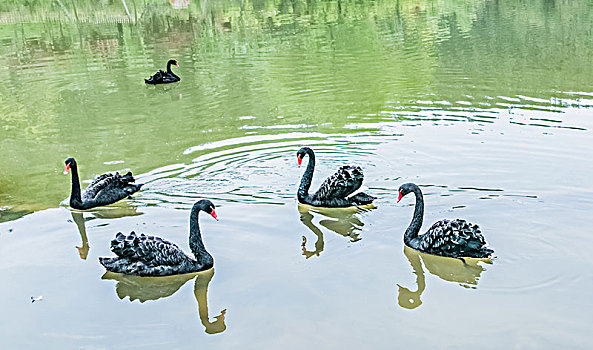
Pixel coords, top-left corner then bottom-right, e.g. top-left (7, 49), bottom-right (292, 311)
top-left (1, 0), bottom-right (593, 348)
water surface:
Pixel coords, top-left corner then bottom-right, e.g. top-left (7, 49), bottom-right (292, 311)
top-left (1, 0), bottom-right (593, 348)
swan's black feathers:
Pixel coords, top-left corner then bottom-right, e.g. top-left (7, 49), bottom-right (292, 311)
top-left (417, 219), bottom-right (493, 258)
top-left (81, 171), bottom-right (142, 205)
top-left (313, 165), bottom-right (364, 201)
top-left (110, 231), bottom-right (191, 267)
top-left (100, 230), bottom-right (203, 276)
top-left (145, 64), bottom-right (180, 84)
top-left (144, 70), bottom-right (165, 84)
top-left (88, 173), bottom-right (114, 187)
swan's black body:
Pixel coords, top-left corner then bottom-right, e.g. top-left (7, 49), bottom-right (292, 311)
top-left (398, 183), bottom-right (493, 259)
top-left (296, 147), bottom-right (375, 207)
top-left (145, 59), bottom-right (180, 84)
top-left (99, 200), bottom-right (217, 276)
top-left (64, 158), bottom-right (142, 210)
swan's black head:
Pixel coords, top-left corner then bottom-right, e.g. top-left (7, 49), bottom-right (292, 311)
top-left (64, 157), bottom-right (76, 174)
top-left (296, 147), bottom-right (312, 166)
top-left (398, 183), bottom-right (418, 202)
top-left (195, 199), bottom-right (217, 221)
top-left (167, 59), bottom-right (179, 68)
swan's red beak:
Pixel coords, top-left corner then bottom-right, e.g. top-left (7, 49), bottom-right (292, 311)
top-left (176, 62), bottom-right (179, 67)
top-left (210, 209), bottom-right (218, 221)
top-left (297, 156), bottom-right (302, 166)
top-left (397, 191), bottom-right (403, 203)
top-left (64, 164), bottom-right (70, 175)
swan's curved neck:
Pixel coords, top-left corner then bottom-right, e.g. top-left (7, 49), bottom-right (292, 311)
top-left (189, 207), bottom-right (212, 265)
top-left (166, 61), bottom-right (176, 75)
top-left (404, 186), bottom-right (424, 244)
top-left (69, 163), bottom-right (82, 205)
top-left (298, 149), bottom-right (316, 200)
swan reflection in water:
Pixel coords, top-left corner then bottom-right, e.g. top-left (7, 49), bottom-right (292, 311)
top-left (69, 206), bottom-right (142, 260)
top-left (102, 268), bottom-right (227, 334)
top-left (397, 246), bottom-right (491, 309)
top-left (298, 203), bottom-right (374, 259)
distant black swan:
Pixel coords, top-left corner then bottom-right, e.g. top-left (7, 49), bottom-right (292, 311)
top-left (296, 147), bottom-right (375, 207)
top-left (397, 183), bottom-right (493, 259)
top-left (99, 200), bottom-right (218, 276)
top-left (145, 59), bottom-right (180, 84)
top-left (64, 157), bottom-right (142, 210)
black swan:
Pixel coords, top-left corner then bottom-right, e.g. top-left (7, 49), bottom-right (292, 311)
top-left (99, 200), bottom-right (218, 276)
top-left (397, 183), bottom-right (493, 259)
top-left (144, 59), bottom-right (180, 84)
top-left (296, 147), bottom-right (375, 207)
top-left (64, 158), bottom-right (142, 210)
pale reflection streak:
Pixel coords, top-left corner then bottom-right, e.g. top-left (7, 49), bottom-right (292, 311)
top-left (70, 212), bottom-right (90, 260)
top-left (102, 268), bottom-right (227, 334)
top-left (397, 246), bottom-right (491, 310)
top-left (69, 206), bottom-right (142, 260)
top-left (298, 204), bottom-right (374, 259)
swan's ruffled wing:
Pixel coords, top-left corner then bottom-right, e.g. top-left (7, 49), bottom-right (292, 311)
top-left (145, 70), bottom-right (166, 84)
top-left (312, 165), bottom-right (364, 200)
top-left (145, 69), bottom-right (179, 84)
top-left (110, 231), bottom-right (191, 267)
top-left (82, 172), bottom-right (138, 202)
top-left (88, 173), bottom-right (115, 188)
top-left (419, 219), bottom-right (491, 257)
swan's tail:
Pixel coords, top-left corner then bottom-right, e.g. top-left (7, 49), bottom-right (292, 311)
top-left (120, 172), bottom-right (142, 195)
top-left (460, 246), bottom-right (494, 259)
top-left (99, 256), bottom-right (115, 268)
top-left (477, 247), bottom-right (495, 258)
top-left (145, 70), bottom-right (164, 84)
top-left (120, 172), bottom-right (135, 183)
top-left (350, 192), bottom-right (376, 205)
top-left (125, 183), bottom-right (143, 196)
